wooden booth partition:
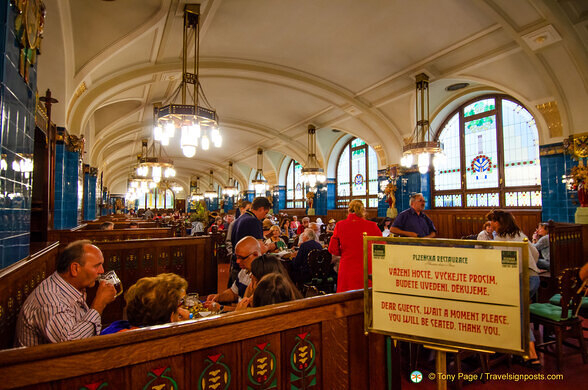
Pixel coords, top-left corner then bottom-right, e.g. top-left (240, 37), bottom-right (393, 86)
top-left (0, 242), bottom-right (60, 350)
top-left (48, 227), bottom-right (173, 246)
top-left (92, 237), bottom-right (216, 325)
top-left (82, 221), bottom-right (158, 229)
top-left (0, 291), bottom-right (388, 389)
top-left (424, 209), bottom-right (542, 239)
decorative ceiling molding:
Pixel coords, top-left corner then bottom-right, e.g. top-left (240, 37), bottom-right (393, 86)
top-left (535, 100), bottom-right (563, 138)
top-left (521, 24), bottom-right (562, 51)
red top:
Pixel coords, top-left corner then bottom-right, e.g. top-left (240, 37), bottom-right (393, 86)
top-left (328, 213), bottom-right (382, 293)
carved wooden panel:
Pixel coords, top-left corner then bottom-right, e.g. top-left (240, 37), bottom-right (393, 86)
top-left (129, 356), bottom-right (186, 390)
top-left (190, 343), bottom-right (240, 390)
top-left (241, 333), bottom-right (281, 390)
top-left (57, 367), bottom-right (126, 390)
top-left (281, 324), bottom-right (321, 390)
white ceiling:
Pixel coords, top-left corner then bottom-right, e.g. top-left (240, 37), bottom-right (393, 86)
top-left (37, 0), bottom-right (588, 194)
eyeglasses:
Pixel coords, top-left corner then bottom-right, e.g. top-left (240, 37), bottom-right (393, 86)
top-left (236, 251), bottom-right (256, 261)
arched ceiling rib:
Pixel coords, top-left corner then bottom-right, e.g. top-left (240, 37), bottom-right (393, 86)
top-left (37, 0), bottom-right (588, 198)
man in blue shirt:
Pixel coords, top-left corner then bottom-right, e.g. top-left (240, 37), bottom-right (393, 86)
top-left (390, 193), bottom-right (436, 238)
top-left (231, 197), bottom-right (275, 256)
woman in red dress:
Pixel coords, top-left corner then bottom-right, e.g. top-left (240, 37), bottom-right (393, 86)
top-left (328, 200), bottom-right (382, 292)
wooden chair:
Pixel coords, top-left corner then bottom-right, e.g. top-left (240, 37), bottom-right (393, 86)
top-left (304, 249), bottom-right (336, 294)
top-left (530, 267), bottom-right (588, 370)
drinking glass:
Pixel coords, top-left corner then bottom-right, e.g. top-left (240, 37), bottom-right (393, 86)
top-left (98, 270), bottom-right (123, 297)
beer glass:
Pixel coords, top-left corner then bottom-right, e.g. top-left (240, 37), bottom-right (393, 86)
top-left (98, 270), bottom-right (123, 297)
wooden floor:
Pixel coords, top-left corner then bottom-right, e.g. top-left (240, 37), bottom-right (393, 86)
top-left (214, 266), bottom-right (587, 389)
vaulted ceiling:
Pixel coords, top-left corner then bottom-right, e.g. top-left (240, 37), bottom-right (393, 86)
top-left (37, 0), bottom-right (588, 194)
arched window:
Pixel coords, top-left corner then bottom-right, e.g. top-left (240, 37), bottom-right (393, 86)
top-left (285, 160), bottom-right (306, 208)
top-left (336, 138), bottom-right (378, 208)
top-left (433, 95), bottom-right (541, 208)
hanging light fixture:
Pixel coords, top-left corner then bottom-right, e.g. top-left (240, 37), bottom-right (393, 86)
top-left (300, 124), bottom-right (326, 188)
top-left (153, 4), bottom-right (222, 158)
top-left (204, 170), bottom-right (218, 200)
top-left (134, 139), bottom-right (176, 183)
top-left (251, 148), bottom-right (269, 193)
top-left (400, 73), bottom-right (444, 174)
top-left (223, 161), bottom-right (239, 197)
top-left (190, 176), bottom-right (204, 201)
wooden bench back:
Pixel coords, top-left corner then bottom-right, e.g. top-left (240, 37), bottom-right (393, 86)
top-left (0, 243), bottom-right (59, 350)
top-left (82, 221), bottom-right (158, 229)
top-left (48, 227), bottom-right (173, 246)
top-left (93, 236), bottom-right (217, 324)
top-left (0, 291), bottom-right (387, 389)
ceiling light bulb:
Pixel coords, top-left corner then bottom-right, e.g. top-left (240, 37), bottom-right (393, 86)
top-left (418, 153), bottom-right (430, 168)
top-left (164, 122), bottom-right (175, 138)
top-left (182, 145), bottom-right (196, 158)
top-left (201, 134), bottom-right (210, 150)
top-left (154, 125), bottom-right (163, 141)
top-left (12, 160), bottom-right (20, 172)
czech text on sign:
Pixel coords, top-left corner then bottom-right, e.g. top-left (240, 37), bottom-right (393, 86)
top-left (371, 244), bottom-right (522, 351)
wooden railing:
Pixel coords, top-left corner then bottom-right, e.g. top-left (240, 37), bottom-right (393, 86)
top-left (47, 227), bottom-right (173, 246)
top-left (0, 242), bottom-right (60, 350)
top-left (0, 291), bottom-right (388, 389)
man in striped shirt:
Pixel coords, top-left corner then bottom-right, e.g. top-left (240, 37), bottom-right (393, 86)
top-left (15, 240), bottom-right (117, 347)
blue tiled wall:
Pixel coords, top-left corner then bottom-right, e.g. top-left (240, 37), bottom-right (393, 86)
top-left (273, 186), bottom-right (285, 214)
top-left (314, 182), bottom-right (327, 215)
top-left (246, 190), bottom-right (254, 202)
top-left (83, 173), bottom-right (97, 220)
top-left (540, 147), bottom-right (578, 222)
top-left (377, 171), bottom-right (388, 217)
top-left (395, 172), bottom-right (422, 211)
top-left (224, 196), bottom-right (234, 213)
top-left (0, 1), bottom-right (37, 268)
top-left (325, 179), bottom-right (336, 211)
top-left (54, 143), bottom-right (80, 229)
top-left (101, 189), bottom-right (108, 215)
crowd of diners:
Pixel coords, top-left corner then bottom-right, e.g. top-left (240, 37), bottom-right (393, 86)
top-left (13, 194), bottom-right (588, 375)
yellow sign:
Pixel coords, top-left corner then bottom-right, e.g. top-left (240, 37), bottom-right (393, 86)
top-left (366, 238), bottom-right (529, 354)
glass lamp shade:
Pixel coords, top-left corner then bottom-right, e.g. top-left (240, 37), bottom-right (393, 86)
top-left (182, 146), bottom-right (196, 158)
top-left (164, 167), bottom-right (176, 178)
top-left (164, 122), bottom-right (175, 138)
top-left (418, 153), bottom-right (430, 174)
top-left (254, 182), bottom-right (268, 193)
top-left (201, 134), bottom-right (210, 150)
top-left (153, 125), bottom-right (163, 141)
top-left (148, 181), bottom-right (157, 189)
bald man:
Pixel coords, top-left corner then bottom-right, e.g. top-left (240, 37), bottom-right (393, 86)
top-left (205, 236), bottom-right (261, 307)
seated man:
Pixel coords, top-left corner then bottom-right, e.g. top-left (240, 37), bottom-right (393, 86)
top-left (100, 222), bottom-right (114, 230)
top-left (532, 223), bottom-right (550, 270)
top-left (296, 217), bottom-right (310, 235)
top-left (15, 240), bottom-right (117, 346)
top-left (101, 273), bottom-right (190, 334)
top-left (291, 228), bottom-right (323, 285)
top-left (205, 236), bottom-right (261, 308)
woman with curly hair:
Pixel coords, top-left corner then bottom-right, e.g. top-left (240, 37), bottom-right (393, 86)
top-left (101, 273), bottom-right (190, 334)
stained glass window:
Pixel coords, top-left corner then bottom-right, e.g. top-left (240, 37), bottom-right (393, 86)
top-left (433, 95), bottom-right (541, 208)
top-left (336, 138), bottom-right (378, 208)
top-left (285, 160), bottom-right (306, 208)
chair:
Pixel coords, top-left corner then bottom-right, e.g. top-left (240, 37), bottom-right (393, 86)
top-left (530, 267), bottom-right (588, 370)
top-left (304, 249), bottom-right (336, 294)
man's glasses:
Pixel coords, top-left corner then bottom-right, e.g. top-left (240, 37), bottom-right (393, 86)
top-left (236, 252), bottom-right (256, 261)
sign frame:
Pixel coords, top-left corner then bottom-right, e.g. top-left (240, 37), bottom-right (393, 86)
top-left (363, 236), bottom-right (531, 357)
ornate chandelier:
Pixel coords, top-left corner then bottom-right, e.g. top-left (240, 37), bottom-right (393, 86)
top-left (204, 170), bottom-right (217, 200)
top-left (222, 161), bottom-right (239, 197)
top-left (190, 176), bottom-right (204, 201)
top-left (400, 73), bottom-right (444, 174)
top-left (153, 4), bottom-right (222, 157)
top-left (251, 148), bottom-right (269, 193)
top-left (300, 124), bottom-right (326, 188)
top-left (134, 139), bottom-right (176, 183)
